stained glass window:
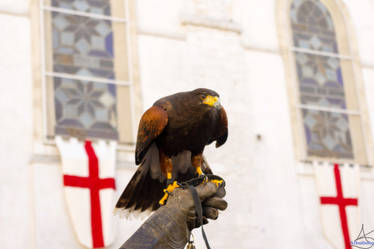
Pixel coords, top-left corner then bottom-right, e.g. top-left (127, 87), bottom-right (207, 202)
top-left (43, 0), bottom-right (129, 140)
top-left (290, 0), bottom-right (360, 159)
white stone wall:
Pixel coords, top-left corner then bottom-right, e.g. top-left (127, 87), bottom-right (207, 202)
top-left (0, 0), bottom-right (29, 14)
top-left (347, 0), bottom-right (374, 237)
top-left (1, 0), bottom-right (374, 248)
top-left (0, 7), bottom-right (33, 249)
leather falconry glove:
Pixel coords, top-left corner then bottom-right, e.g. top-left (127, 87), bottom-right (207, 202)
top-left (119, 182), bottom-right (227, 249)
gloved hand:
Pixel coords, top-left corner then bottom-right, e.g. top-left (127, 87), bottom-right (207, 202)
top-left (120, 182), bottom-right (227, 249)
top-left (167, 181), bottom-right (227, 230)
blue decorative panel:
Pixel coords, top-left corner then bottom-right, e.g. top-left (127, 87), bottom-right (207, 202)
top-left (51, 0), bottom-right (111, 16)
top-left (52, 12), bottom-right (115, 79)
top-left (295, 52), bottom-right (346, 109)
top-left (291, 0), bottom-right (353, 158)
top-left (54, 78), bottom-right (118, 139)
top-left (302, 109), bottom-right (353, 158)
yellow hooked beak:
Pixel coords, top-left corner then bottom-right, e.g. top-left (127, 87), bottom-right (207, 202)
top-left (203, 95), bottom-right (220, 108)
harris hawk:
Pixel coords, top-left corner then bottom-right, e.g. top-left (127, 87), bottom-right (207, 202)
top-left (115, 88), bottom-right (228, 215)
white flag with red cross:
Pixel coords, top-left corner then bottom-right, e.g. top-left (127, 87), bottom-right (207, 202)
top-left (315, 163), bottom-right (361, 249)
top-left (56, 136), bottom-right (117, 248)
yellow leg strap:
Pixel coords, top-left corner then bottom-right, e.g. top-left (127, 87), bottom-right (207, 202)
top-left (210, 179), bottom-right (223, 187)
top-left (159, 181), bottom-right (180, 205)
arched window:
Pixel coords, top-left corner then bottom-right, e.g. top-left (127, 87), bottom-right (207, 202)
top-left (279, 0), bottom-right (371, 164)
top-left (38, 0), bottom-right (139, 143)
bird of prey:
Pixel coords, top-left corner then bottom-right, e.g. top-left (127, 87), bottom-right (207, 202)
top-left (115, 88), bottom-right (228, 215)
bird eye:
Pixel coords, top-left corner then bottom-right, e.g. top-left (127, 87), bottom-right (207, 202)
top-left (200, 94), bottom-right (206, 100)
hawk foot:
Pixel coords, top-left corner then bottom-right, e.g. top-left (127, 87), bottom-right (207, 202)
top-left (159, 181), bottom-right (180, 205)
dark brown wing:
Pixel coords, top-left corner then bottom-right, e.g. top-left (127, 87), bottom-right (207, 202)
top-left (215, 107), bottom-right (228, 147)
top-left (135, 105), bottom-right (168, 164)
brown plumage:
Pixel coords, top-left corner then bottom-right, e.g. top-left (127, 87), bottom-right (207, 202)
top-left (115, 88), bottom-right (228, 215)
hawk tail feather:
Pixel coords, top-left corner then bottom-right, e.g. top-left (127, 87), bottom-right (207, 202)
top-left (114, 166), bottom-right (164, 218)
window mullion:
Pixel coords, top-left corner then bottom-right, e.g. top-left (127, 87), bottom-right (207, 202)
top-left (45, 71), bottom-right (131, 86)
top-left (297, 104), bottom-right (360, 115)
top-left (291, 46), bottom-right (351, 60)
top-left (42, 5), bottom-right (127, 22)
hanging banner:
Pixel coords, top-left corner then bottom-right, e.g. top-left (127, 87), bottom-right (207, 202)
top-left (315, 163), bottom-right (360, 249)
top-left (56, 136), bottom-right (117, 248)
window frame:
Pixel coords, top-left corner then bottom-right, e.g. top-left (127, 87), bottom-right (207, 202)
top-left (277, 0), bottom-right (374, 166)
top-left (30, 0), bottom-right (142, 151)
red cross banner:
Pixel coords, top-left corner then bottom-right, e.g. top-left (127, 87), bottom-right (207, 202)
top-left (56, 136), bottom-right (117, 248)
top-left (315, 163), bottom-right (361, 249)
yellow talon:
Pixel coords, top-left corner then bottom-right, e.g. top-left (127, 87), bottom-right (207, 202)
top-left (159, 181), bottom-right (180, 205)
top-left (210, 179), bottom-right (223, 187)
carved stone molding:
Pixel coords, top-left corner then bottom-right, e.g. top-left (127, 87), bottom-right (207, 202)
top-left (180, 13), bottom-right (241, 34)
top-left (137, 26), bottom-right (187, 41)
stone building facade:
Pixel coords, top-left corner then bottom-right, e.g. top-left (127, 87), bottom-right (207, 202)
top-left (1, 0), bottom-right (374, 248)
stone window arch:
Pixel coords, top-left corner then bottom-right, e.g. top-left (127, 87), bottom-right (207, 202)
top-left (277, 0), bottom-right (373, 165)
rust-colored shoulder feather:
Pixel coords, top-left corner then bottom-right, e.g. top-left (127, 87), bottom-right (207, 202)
top-left (135, 105), bottom-right (168, 164)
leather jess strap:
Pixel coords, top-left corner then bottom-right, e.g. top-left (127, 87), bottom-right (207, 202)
top-left (187, 184), bottom-right (211, 249)
top-left (180, 174), bottom-right (225, 249)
